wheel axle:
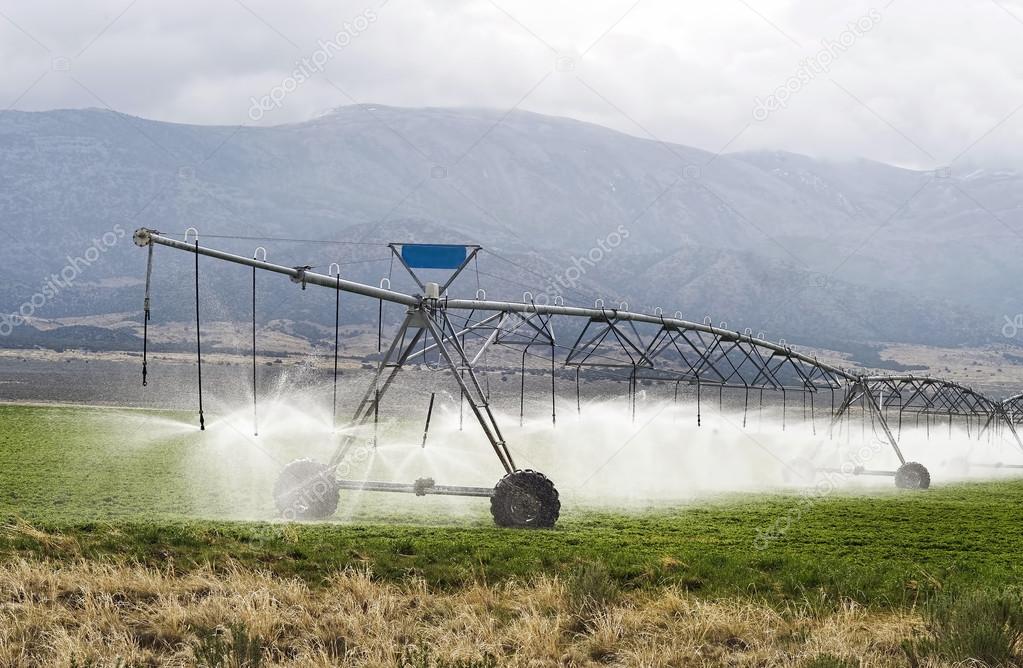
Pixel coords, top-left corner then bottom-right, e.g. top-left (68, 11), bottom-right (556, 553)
top-left (274, 460), bottom-right (560, 528)
top-left (334, 477), bottom-right (494, 497)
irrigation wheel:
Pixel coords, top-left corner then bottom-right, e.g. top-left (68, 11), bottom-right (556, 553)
top-left (490, 469), bottom-right (560, 529)
top-left (273, 459), bottom-right (340, 520)
top-left (894, 461), bottom-right (931, 490)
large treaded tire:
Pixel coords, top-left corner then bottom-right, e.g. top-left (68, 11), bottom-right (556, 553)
top-left (894, 461), bottom-right (931, 490)
top-left (490, 469), bottom-right (560, 529)
top-left (273, 459), bottom-right (340, 520)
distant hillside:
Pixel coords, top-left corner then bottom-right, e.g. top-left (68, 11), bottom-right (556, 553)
top-left (1, 105), bottom-right (1021, 354)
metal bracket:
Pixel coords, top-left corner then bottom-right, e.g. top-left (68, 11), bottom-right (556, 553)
top-left (291, 265), bottom-right (313, 290)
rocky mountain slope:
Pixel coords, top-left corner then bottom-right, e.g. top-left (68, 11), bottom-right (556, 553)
top-left (1, 105), bottom-right (1020, 355)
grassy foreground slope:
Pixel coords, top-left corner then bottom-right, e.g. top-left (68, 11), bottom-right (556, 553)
top-left (0, 404), bottom-right (1021, 606)
top-left (2, 404), bottom-right (1023, 666)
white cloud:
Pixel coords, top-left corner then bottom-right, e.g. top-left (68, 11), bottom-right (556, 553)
top-left (3, 0), bottom-right (1023, 168)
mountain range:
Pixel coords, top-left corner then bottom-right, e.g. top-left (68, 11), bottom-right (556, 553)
top-left (2, 104), bottom-right (1021, 358)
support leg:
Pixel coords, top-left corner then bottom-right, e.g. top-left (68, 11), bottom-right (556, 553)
top-left (329, 312), bottom-right (421, 466)
top-left (998, 409), bottom-right (1023, 455)
top-left (830, 383), bottom-right (862, 436)
top-left (424, 311), bottom-right (516, 473)
top-left (862, 384), bottom-right (906, 465)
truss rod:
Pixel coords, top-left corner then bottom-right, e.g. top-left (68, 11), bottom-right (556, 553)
top-left (135, 228), bottom-right (418, 306)
top-left (136, 229), bottom-right (857, 384)
top-left (442, 299), bottom-right (855, 381)
top-left (137, 230), bottom-right (1020, 422)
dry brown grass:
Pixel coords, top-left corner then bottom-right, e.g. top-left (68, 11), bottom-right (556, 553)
top-left (0, 558), bottom-right (960, 667)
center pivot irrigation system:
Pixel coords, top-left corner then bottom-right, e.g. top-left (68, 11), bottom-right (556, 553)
top-left (134, 228), bottom-right (1023, 528)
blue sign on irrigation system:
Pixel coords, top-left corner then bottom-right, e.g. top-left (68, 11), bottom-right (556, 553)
top-left (400, 244), bottom-right (469, 270)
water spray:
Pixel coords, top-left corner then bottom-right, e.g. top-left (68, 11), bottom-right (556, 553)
top-left (131, 228), bottom-right (1023, 528)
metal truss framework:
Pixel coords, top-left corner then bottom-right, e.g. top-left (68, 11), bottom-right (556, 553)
top-left (866, 375), bottom-right (998, 417)
top-left (1000, 393), bottom-right (1023, 425)
top-left (329, 306), bottom-right (519, 475)
top-left (133, 229), bottom-right (1023, 488)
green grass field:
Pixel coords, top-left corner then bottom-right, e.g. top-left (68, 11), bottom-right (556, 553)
top-left (1, 403), bottom-right (1021, 612)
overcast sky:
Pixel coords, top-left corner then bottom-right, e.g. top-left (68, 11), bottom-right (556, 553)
top-left (3, 0), bottom-right (1023, 169)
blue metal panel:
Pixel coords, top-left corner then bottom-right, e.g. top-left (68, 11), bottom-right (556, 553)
top-left (401, 244), bottom-right (468, 270)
